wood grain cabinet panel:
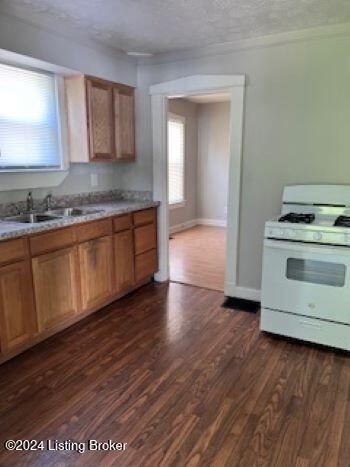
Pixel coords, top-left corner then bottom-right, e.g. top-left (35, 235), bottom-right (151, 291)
top-left (134, 223), bottom-right (157, 255)
top-left (0, 261), bottom-right (36, 352)
top-left (114, 230), bottom-right (134, 293)
top-left (113, 214), bottom-right (132, 232)
top-left (76, 218), bottom-right (112, 243)
top-left (86, 78), bottom-right (115, 161)
top-left (65, 75), bottom-right (135, 163)
top-left (114, 88), bottom-right (135, 161)
top-left (135, 249), bottom-right (158, 282)
top-left (133, 208), bottom-right (156, 226)
top-left (32, 247), bottom-right (80, 332)
top-left (30, 227), bottom-right (76, 256)
top-left (79, 236), bottom-right (114, 311)
top-left (0, 238), bottom-right (28, 266)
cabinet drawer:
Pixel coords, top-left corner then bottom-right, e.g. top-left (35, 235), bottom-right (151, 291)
top-left (113, 214), bottom-right (132, 232)
top-left (134, 223), bottom-right (157, 255)
top-left (30, 227), bottom-right (76, 256)
top-left (135, 249), bottom-right (158, 282)
top-left (133, 208), bottom-right (156, 226)
top-left (76, 218), bottom-right (112, 242)
top-left (0, 238), bottom-right (28, 265)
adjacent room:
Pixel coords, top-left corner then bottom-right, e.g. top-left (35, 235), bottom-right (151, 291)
top-left (168, 94), bottom-right (230, 291)
top-left (0, 1), bottom-right (350, 466)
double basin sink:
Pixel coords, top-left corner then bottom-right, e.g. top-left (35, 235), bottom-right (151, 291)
top-left (3, 207), bottom-right (104, 224)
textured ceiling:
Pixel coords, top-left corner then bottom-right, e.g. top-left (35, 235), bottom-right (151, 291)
top-left (1, 0), bottom-right (350, 54)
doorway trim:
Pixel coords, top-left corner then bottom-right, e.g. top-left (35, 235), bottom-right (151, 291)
top-left (150, 74), bottom-right (245, 297)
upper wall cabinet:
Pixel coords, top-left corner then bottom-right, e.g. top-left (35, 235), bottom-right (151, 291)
top-left (65, 75), bottom-right (136, 163)
top-left (87, 78), bottom-right (114, 161)
top-left (114, 85), bottom-right (135, 161)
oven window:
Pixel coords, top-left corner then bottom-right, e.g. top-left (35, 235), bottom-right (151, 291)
top-left (286, 258), bottom-right (346, 287)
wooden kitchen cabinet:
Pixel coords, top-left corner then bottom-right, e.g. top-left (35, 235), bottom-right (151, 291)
top-left (32, 246), bottom-right (80, 332)
top-left (0, 207), bottom-right (158, 364)
top-left (79, 235), bottom-right (114, 311)
top-left (86, 78), bottom-right (115, 161)
top-left (65, 74), bottom-right (135, 163)
top-left (114, 86), bottom-right (135, 160)
top-left (114, 229), bottom-right (134, 293)
top-left (135, 249), bottom-right (158, 282)
top-left (134, 223), bottom-right (157, 255)
top-left (0, 260), bottom-right (36, 352)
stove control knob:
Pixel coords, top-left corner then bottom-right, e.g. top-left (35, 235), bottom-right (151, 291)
top-left (278, 229), bottom-right (284, 237)
top-left (345, 234), bottom-right (350, 243)
top-left (313, 232), bottom-right (322, 241)
top-left (288, 230), bottom-right (297, 238)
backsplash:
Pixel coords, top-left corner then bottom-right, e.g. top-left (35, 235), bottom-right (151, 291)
top-left (0, 189), bottom-right (152, 217)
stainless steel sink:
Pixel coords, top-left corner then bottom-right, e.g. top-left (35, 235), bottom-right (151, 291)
top-left (4, 213), bottom-right (61, 224)
top-left (45, 207), bottom-right (104, 217)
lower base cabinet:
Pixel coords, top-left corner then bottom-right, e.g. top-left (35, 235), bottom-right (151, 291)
top-left (114, 230), bottom-right (134, 293)
top-left (32, 246), bottom-right (80, 332)
top-left (0, 260), bottom-right (36, 352)
top-left (0, 208), bottom-right (158, 363)
top-left (135, 249), bottom-right (158, 282)
top-left (79, 235), bottom-right (114, 311)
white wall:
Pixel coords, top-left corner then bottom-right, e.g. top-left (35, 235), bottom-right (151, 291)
top-left (168, 98), bottom-right (198, 228)
top-left (0, 13), bottom-right (137, 203)
top-left (197, 102), bottom-right (230, 223)
top-left (135, 33), bottom-right (350, 291)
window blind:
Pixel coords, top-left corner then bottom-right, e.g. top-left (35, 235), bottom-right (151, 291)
top-left (168, 116), bottom-right (185, 205)
top-left (0, 63), bottom-right (61, 170)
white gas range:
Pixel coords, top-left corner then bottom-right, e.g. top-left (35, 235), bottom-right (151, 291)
top-left (261, 185), bottom-right (350, 351)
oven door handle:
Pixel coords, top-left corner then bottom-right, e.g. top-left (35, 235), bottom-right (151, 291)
top-left (264, 239), bottom-right (350, 255)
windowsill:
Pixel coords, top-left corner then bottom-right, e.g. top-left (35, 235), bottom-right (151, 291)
top-left (169, 201), bottom-right (186, 210)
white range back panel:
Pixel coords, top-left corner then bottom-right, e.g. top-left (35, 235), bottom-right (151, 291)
top-left (282, 185), bottom-right (350, 207)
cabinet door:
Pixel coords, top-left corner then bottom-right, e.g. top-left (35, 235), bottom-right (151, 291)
top-left (114, 88), bottom-right (135, 161)
top-left (114, 230), bottom-right (134, 293)
top-left (79, 236), bottom-right (114, 311)
top-left (86, 78), bottom-right (115, 161)
top-left (0, 261), bottom-right (36, 352)
top-left (135, 249), bottom-right (158, 282)
top-left (134, 223), bottom-right (157, 255)
top-left (32, 247), bottom-right (80, 332)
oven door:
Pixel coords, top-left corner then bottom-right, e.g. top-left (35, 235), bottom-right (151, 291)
top-left (261, 239), bottom-right (350, 324)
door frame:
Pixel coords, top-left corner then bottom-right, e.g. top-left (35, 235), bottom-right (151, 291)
top-left (150, 74), bottom-right (246, 296)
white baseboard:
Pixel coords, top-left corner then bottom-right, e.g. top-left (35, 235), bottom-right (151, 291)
top-left (169, 219), bottom-right (197, 234)
top-left (224, 282), bottom-right (261, 301)
top-left (169, 218), bottom-right (227, 233)
top-left (197, 218), bottom-right (227, 228)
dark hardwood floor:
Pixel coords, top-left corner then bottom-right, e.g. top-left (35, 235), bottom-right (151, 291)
top-left (0, 282), bottom-right (350, 466)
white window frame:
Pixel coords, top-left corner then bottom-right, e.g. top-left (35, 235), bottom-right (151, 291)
top-left (0, 61), bottom-right (68, 173)
top-left (167, 112), bottom-right (186, 209)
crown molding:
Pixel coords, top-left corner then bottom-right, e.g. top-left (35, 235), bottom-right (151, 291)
top-left (139, 22), bottom-right (350, 66)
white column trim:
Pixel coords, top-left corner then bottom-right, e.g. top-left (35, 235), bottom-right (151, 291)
top-left (152, 94), bottom-right (169, 282)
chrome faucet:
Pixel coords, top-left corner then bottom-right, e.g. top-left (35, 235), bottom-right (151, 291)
top-left (45, 193), bottom-right (53, 211)
top-left (26, 191), bottom-right (34, 212)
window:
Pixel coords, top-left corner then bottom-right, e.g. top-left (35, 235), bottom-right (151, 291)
top-left (0, 62), bottom-right (62, 171)
top-left (168, 114), bottom-right (185, 206)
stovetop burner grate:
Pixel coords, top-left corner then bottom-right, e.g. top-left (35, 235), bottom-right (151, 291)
top-left (334, 216), bottom-right (350, 227)
top-left (279, 213), bottom-right (315, 224)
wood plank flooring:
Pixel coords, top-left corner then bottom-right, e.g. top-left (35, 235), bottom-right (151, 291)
top-left (169, 226), bottom-right (226, 291)
top-left (0, 282), bottom-right (350, 466)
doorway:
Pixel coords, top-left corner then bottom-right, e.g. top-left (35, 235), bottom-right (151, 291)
top-left (150, 75), bottom-right (245, 298)
top-left (167, 95), bottom-right (230, 291)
